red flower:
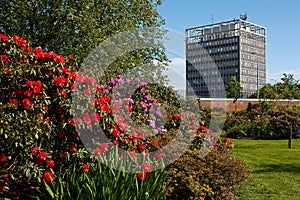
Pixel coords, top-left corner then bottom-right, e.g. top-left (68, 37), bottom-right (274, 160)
top-left (53, 55), bottom-right (65, 64)
top-left (83, 89), bottom-right (92, 96)
top-left (0, 155), bottom-right (7, 164)
top-left (70, 83), bottom-right (77, 91)
top-left (172, 114), bottom-right (181, 120)
top-left (99, 143), bottom-right (108, 153)
top-left (0, 55), bottom-right (8, 65)
top-left (46, 159), bottom-right (55, 168)
top-left (58, 89), bottom-right (67, 97)
top-left (62, 67), bottom-right (71, 74)
top-left (113, 140), bottom-right (119, 145)
top-left (112, 126), bottom-right (121, 137)
top-left (24, 90), bottom-right (33, 98)
top-left (54, 76), bottom-right (67, 87)
top-left (200, 125), bottom-right (206, 131)
top-left (154, 152), bottom-right (163, 160)
top-left (84, 76), bottom-right (96, 85)
top-left (126, 106), bottom-right (132, 113)
top-left (26, 80), bottom-right (35, 88)
top-left (36, 152), bottom-right (47, 165)
top-left (43, 171), bottom-right (55, 184)
top-left (151, 140), bottom-right (157, 145)
top-left (22, 98), bottom-right (31, 108)
top-left (32, 146), bottom-right (40, 155)
top-left (137, 172), bottom-right (146, 181)
top-left (58, 131), bottom-right (66, 139)
top-left (82, 164), bottom-right (89, 173)
top-left (0, 183), bottom-right (5, 193)
top-left (141, 163), bottom-right (152, 172)
top-left (91, 112), bottom-right (100, 122)
top-left (69, 144), bottom-right (77, 153)
top-left (83, 113), bottom-right (92, 126)
top-left (9, 99), bottom-right (18, 105)
top-left (93, 147), bottom-right (102, 156)
top-left (0, 34), bottom-right (8, 42)
top-left (138, 144), bottom-right (146, 151)
top-left (33, 87), bottom-right (41, 94)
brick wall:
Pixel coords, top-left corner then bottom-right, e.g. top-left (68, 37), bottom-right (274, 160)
top-left (199, 98), bottom-right (300, 112)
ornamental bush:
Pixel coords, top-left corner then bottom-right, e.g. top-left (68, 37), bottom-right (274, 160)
top-left (0, 34), bottom-right (172, 198)
top-left (223, 102), bottom-right (300, 140)
top-left (165, 138), bottom-right (248, 200)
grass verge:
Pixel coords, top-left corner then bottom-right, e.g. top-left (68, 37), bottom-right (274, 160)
top-left (232, 139), bottom-right (300, 200)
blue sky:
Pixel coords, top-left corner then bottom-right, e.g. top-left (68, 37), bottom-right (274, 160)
top-left (158, 0), bottom-right (300, 87)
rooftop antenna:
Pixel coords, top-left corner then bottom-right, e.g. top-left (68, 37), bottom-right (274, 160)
top-left (211, 14), bottom-right (214, 23)
top-left (240, 13), bottom-right (247, 20)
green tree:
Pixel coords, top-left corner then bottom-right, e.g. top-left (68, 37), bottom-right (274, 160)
top-left (226, 76), bottom-right (242, 110)
top-left (259, 83), bottom-right (279, 100)
top-left (0, 0), bottom-right (168, 83)
top-left (278, 73), bottom-right (299, 100)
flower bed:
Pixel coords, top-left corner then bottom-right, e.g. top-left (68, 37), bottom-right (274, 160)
top-left (0, 34), bottom-right (248, 199)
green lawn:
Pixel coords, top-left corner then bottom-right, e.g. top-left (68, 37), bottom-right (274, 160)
top-left (232, 139), bottom-right (300, 200)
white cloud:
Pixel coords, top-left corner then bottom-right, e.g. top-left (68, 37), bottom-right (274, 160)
top-left (267, 68), bottom-right (300, 84)
top-left (163, 58), bottom-right (186, 90)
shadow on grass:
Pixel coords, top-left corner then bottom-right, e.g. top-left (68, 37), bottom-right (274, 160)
top-left (255, 163), bottom-right (300, 174)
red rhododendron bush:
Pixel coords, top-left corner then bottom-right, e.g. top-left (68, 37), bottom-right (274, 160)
top-left (0, 34), bottom-right (248, 199)
top-left (0, 34), bottom-right (184, 198)
top-left (0, 34), bottom-right (91, 197)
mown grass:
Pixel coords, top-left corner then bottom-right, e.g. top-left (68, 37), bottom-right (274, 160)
top-left (232, 139), bottom-right (300, 200)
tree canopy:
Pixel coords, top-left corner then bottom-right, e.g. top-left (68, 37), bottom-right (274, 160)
top-left (0, 0), bottom-right (166, 62)
top-left (226, 76), bottom-right (242, 102)
top-left (258, 74), bottom-right (300, 100)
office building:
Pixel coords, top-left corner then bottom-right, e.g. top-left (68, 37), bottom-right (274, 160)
top-left (186, 15), bottom-right (266, 98)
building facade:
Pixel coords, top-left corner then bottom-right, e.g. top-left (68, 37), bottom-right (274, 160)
top-left (186, 16), bottom-right (266, 98)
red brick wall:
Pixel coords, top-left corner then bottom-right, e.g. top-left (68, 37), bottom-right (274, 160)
top-left (199, 98), bottom-right (300, 112)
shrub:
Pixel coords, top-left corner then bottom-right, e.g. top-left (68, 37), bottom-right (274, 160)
top-left (223, 102), bottom-right (300, 140)
top-left (0, 34), bottom-right (171, 198)
top-left (165, 149), bottom-right (248, 200)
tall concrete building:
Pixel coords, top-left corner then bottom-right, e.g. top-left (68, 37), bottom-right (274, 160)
top-left (186, 15), bottom-right (266, 98)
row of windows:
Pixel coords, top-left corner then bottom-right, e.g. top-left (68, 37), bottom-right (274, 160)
top-left (240, 31), bottom-right (265, 43)
top-left (188, 53), bottom-right (239, 63)
top-left (241, 61), bottom-right (265, 70)
top-left (188, 59), bottom-right (239, 67)
top-left (241, 77), bottom-right (265, 84)
top-left (241, 69), bottom-right (265, 78)
top-left (241, 46), bottom-right (265, 56)
top-left (187, 45), bottom-right (239, 56)
top-left (241, 38), bottom-right (265, 49)
top-left (187, 37), bottom-right (239, 50)
top-left (241, 84), bottom-right (264, 90)
top-left (241, 53), bottom-right (265, 63)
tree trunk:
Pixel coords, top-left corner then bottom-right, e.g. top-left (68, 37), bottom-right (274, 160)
top-left (288, 124), bottom-right (292, 149)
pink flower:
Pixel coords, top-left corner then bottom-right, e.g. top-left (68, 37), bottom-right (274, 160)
top-left (99, 143), bottom-right (108, 153)
top-left (154, 152), bottom-right (163, 160)
top-left (83, 89), bottom-right (92, 96)
top-left (141, 163), bottom-right (152, 172)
